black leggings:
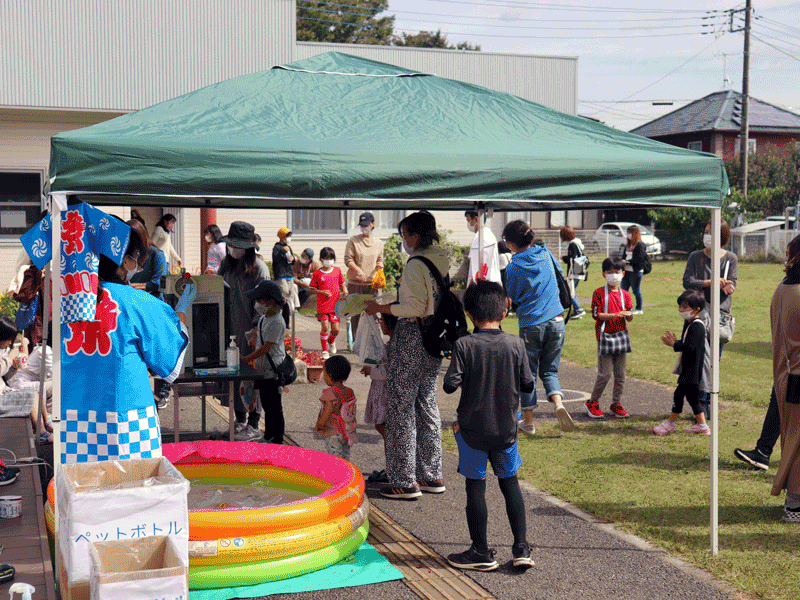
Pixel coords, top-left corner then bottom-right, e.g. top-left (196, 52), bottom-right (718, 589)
top-left (465, 475), bottom-right (527, 553)
top-left (255, 378), bottom-right (284, 444)
top-left (672, 383), bottom-right (703, 416)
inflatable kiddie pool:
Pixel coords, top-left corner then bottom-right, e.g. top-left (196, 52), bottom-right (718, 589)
top-left (163, 440), bottom-right (368, 588)
top-left (48, 441), bottom-right (368, 589)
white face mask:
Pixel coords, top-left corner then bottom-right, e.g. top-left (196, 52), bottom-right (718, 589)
top-left (227, 246), bottom-right (245, 259)
top-left (703, 234), bottom-right (713, 248)
top-left (124, 266), bottom-right (138, 282)
top-left (360, 226), bottom-right (371, 236)
top-left (468, 222), bottom-right (478, 234)
top-left (402, 240), bottom-right (413, 255)
top-left (605, 273), bottom-right (623, 286)
top-left (626, 233), bottom-right (632, 240)
top-left (322, 259), bottom-right (334, 268)
top-left (284, 237), bottom-right (292, 245)
top-left (205, 235), bottom-right (213, 244)
top-left (299, 256), bottom-right (309, 264)
top-left (679, 309), bottom-right (696, 321)
top-left (255, 302), bottom-right (269, 316)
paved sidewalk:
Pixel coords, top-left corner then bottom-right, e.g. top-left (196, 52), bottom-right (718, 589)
top-left (160, 313), bottom-right (737, 600)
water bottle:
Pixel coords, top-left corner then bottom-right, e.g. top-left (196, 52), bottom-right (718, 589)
top-left (226, 336), bottom-right (239, 371)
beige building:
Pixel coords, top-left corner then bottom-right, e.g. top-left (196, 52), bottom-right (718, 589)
top-left (1, 0), bottom-right (593, 285)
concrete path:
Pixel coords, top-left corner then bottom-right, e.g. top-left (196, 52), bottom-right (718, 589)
top-left (159, 313), bottom-right (738, 600)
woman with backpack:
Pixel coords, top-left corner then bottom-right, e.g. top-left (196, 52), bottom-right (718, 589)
top-left (504, 220), bottom-right (575, 434)
top-left (365, 211), bottom-right (449, 500)
top-left (621, 225), bottom-right (648, 315)
top-left (560, 226), bottom-right (587, 319)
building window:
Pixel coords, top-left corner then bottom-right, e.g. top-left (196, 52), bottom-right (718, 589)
top-left (505, 211), bottom-right (530, 224)
top-left (0, 172), bottom-right (43, 236)
top-left (290, 209), bottom-right (402, 236)
top-left (734, 137), bottom-right (758, 156)
top-left (687, 141), bottom-right (703, 151)
top-left (549, 211), bottom-right (566, 228)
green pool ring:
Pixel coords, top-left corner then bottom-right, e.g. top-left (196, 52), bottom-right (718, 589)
top-left (189, 521), bottom-right (369, 589)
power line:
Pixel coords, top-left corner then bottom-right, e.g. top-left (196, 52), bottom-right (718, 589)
top-left (579, 99), bottom-right (696, 103)
top-left (753, 34), bottom-right (800, 61)
top-left (299, 0), bottom-right (719, 22)
top-left (751, 26), bottom-right (800, 50)
top-left (298, 15), bottom-right (713, 38)
top-left (419, 0), bottom-right (722, 14)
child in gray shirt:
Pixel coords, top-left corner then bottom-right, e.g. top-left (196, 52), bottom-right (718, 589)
top-left (443, 280), bottom-right (535, 571)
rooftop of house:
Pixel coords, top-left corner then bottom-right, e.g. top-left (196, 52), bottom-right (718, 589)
top-left (631, 90), bottom-right (800, 137)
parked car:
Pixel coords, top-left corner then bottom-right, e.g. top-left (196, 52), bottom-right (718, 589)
top-left (592, 222), bottom-right (663, 256)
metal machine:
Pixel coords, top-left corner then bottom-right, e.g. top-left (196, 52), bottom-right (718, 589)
top-left (160, 274), bottom-right (226, 370)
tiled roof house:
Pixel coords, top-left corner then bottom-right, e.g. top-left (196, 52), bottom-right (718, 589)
top-left (631, 90), bottom-right (800, 159)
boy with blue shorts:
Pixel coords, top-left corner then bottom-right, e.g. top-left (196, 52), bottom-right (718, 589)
top-left (443, 280), bottom-right (535, 571)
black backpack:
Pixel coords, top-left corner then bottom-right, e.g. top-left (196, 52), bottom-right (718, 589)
top-left (642, 252), bottom-right (652, 275)
top-left (548, 253), bottom-right (573, 321)
top-left (407, 256), bottom-right (469, 359)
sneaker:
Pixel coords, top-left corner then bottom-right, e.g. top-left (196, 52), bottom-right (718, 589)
top-left (555, 405), bottom-right (576, 431)
top-left (512, 542), bottom-right (535, 568)
top-left (379, 485), bottom-right (422, 500)
top-left (156, 396), bottom-right (169, 410)
top-left (572, 309), bottom-right (586, 320)
top-left (782, 506), bottom-right (800, 523)
top-left (609, 403), bottom-right (630, 419)
top-left (321, 350), bottom-right (330, 360)
top-left (653, 419), bottom-right (676, 436)
top-left (518, 420), bottom-right (536, 435)
top-left (39, 431), bottom-right (54, 444)
top-left (417, 479), bottom-right (446, 494)
top-left (447, 546), bottom-right (498, 571)
top-left (632, 309), bottom-right (644, 315)
top-left (685, 423), bottom-right (711, 435)
top-left (367, 469), bottom-right (388, 483)
top-left (234, 423), bottom-right (262, 442)
top-left (585, 401), bottom-right (604, 419)
top-left (0, 460), bottom-right (19, 486)
top-left (329, 342), bottom-right (337, 355)
top-left (734, 448), bottom-right (770, 470)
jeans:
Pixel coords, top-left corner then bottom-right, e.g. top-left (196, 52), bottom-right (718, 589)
top-left (571, 279), bottom-right (583, 313)
top-left (621, 271), bottom-right (643, 311)
top-left (519, 317), bottom-right (565, 410)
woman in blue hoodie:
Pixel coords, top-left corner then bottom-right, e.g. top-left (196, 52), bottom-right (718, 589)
top-left (503, 220), bottom-right (575, 434)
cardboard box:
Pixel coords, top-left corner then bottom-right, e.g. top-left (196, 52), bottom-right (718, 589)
top-left (56, 457), bottom-right (189, 600)
top-left (89, 535), bottom-right (188, 600)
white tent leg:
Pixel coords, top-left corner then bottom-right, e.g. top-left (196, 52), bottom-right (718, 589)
top-left (710, 208), bottom-right (721, 556)
top-left (478, 206), bottom-right (485, 280)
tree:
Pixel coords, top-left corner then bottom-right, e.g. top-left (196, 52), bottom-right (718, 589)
top-left (393, 30), bottom-right (481, 51)
top-left (724, 146), bottom-right (800, 215)
top-left (296, 0), bottom-right (394, 45)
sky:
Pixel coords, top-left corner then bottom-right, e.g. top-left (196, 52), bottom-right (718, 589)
top-left (376, 0), bottom-right (800, 131)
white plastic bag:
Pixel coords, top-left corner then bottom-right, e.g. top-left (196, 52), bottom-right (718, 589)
top-left (353, 314), bottom-right (385, 365)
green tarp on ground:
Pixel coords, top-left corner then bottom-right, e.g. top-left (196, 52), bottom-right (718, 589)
top-left (49, 52), bottom-right (728, 210)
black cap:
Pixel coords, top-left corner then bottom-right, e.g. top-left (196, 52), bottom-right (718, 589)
top-left (219, 221), bottom-right (258, 249)
top-left (244, 280), bottom-right (284, 304)
top-left (303, 248), bottom-right (315, 259)
top-left (358, 212), bottom-right (375, 226)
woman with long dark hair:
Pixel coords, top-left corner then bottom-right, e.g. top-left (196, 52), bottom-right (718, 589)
top-left (770, 235), bottom-right (800, 522)
top-left (503, 220), bottom-right (575, 434)
top-left (151, 213), bottom-right (182, 267)
top-left (621, 225), bottom-right (647, 315)
top-left (204, 224), bottom-right (226, 274)
top-left (365, 211), bottom-right (449, 499)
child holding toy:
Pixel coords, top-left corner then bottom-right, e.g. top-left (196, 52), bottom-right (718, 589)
top-left (315, 355), bottom-right (358, 460)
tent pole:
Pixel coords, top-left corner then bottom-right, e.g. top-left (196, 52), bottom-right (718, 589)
top-left (478, 205), bottom-right (485, 281)
top-left (710, 208), bottom-right (721, 556)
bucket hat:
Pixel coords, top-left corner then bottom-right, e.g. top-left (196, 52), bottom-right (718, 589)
top-left (219, 221), bottom-right (258, 249)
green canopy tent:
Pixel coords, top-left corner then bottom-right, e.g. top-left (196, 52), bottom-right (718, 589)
top-left (45, 52), bottom-right (729, 554)
top-left (49, 52), bottom-right (727, 210)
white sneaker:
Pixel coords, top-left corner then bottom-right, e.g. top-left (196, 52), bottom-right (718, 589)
top-left (234, 424), bottom-right (262, 442)
top-left (321, 350), bottom-right (330, 360)
top-left (329, 342), bottom-right (337, 355)
top-left (632, 309), bottom-right (644, 315)
top-left (572, 310), bottom-right (586, 319)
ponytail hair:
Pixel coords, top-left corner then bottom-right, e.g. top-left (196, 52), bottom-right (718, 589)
top-left (398, 211), bottom-right (439, 249)
top-left (502, 220), bottom-right (534, 249)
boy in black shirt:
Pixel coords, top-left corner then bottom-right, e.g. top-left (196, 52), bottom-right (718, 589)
top-left (655, 289), bottom-right (711, 436)
top-left (443, 280), bottom-right (535, 571)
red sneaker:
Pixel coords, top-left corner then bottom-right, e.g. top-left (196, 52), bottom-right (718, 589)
top-left (585, 401), bottom-right (604, 419)
top-left (609, 403), bottom-right (630, 419)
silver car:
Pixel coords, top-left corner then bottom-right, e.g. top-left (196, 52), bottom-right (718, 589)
top-left (592, 222), bottom-right (662, 256)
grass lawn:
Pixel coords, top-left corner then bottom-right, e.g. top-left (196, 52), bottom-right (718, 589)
top-left (444, 259), bottom-right (800, 600)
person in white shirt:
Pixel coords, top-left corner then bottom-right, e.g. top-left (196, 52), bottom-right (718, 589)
top-left (465, 210), bottom-right (501, 285)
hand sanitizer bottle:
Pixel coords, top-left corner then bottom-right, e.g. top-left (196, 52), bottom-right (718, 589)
top-left (9, 582), bottom-right (36, 600)
top-left (226, 336), bottom-right (239, 371)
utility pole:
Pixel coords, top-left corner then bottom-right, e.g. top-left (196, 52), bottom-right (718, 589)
top-left (739, 0), bottom-right (752, 199)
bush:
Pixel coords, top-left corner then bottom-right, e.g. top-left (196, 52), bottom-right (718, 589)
top-left (0, 292), bottom-right (19, 320)
top-left (382, 229), bottom-right (469, 291)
